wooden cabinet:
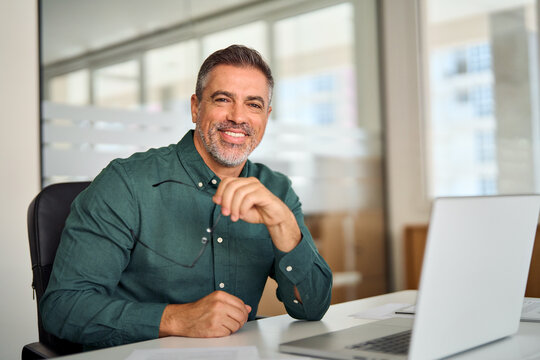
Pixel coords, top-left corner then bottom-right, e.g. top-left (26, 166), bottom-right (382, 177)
top-left (310, 210), bottom-right (388, 304)
top-left (404, 224), bottom-right (540, 297)
top-left (257, 210), bottom-right (388, 317)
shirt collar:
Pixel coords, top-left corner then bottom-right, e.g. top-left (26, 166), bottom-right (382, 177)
top-left (176, 130), bottom-right (250, 192)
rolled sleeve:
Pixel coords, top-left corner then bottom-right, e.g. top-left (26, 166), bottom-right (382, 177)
top-left (273, 227), bottom-right (333, 321)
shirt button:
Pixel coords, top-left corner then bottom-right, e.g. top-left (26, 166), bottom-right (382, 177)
top-left (293, 299), bottom-right (299, 304)
top-left (211, 179), bottom-right (217, 185)
top-left (286, 265), bottom-right (293, 272)
top-left (217, 237), bottom-right (223, 243)
top-left (198, 182), bottom-right (203, 188)
top-left (219, 282), bottom-right (225, 289)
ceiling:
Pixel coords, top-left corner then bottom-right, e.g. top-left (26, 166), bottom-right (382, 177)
top-left (41, 0), bottom-right (535, 65)
top-left (429, 0), bottom-right (534, 23)
top-left (40, 0), bottom-right (256, 65)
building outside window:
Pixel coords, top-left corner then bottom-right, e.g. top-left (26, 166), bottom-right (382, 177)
top-left (423, 0), bottom-right (540, 197)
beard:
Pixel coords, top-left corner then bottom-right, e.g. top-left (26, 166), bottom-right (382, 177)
top-left (196, 117), bottom-right (260, 167)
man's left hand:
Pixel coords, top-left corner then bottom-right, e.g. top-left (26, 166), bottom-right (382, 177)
top-left (212, 177), bottom-right (301, 252)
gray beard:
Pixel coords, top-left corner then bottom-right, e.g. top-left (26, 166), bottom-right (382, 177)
top-left (196, 119), bottom-right (258, 167)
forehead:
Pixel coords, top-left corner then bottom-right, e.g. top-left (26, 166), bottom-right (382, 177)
top-left (204, 64), bottom-right (269, 99)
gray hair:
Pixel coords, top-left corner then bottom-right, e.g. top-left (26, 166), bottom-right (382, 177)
top-left (195, 45), bottom-right (274, 104)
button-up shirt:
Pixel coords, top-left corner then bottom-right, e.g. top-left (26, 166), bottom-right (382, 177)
top-left (41, 130), bottom-right (333, 349)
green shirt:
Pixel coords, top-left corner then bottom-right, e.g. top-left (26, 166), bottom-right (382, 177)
top-left (41, 130), bottom-right (332, 349)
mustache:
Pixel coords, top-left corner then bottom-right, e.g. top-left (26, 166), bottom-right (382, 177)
top-left (214, 120), bottom-right (254, 136)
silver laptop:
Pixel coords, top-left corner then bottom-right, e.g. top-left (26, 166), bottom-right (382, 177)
top-left (280, 195), bottom-right (540, 360)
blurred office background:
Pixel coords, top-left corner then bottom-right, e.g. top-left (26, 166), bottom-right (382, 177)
top-left (41, 0), bottom-right (387, 311)
top-left (1, 0), bottom-right (539, 359)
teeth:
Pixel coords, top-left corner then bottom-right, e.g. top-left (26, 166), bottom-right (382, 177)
top-left (224, 131), bottom-right (245, 137)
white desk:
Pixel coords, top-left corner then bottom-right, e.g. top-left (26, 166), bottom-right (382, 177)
top-left (57, 290), bottom-right (540, 359)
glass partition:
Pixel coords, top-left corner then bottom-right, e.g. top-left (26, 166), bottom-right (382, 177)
top-left (40, 0), bottom-right (387, 310)
top-left (145, 40), bottom-right (199, 115)
top-left (94, 60), bottom-right (140, 109)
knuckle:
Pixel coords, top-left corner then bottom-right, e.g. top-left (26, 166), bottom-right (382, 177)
top-left (236, 186), bottom-right (249, 197)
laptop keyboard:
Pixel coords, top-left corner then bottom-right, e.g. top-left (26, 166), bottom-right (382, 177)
top-left (348, 330), bottom-right (411, 355)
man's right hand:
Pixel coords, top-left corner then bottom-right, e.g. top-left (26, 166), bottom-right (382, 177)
top-left (158, 290), bottom-right (252, 338)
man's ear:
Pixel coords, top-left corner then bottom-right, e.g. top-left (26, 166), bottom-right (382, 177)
top-left (191, 94), bottom-right (199, 124)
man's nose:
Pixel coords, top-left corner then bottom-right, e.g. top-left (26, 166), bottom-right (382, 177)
top-left (228, 102), bottom-right (247, 123)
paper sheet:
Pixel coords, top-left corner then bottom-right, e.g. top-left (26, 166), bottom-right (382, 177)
top-left (125, 346), bottom-right (260, 360)
top-left (349, 303), bottom-right (413, 320)
top-left (522, 297), bottom-right (540, 322)
top-left (387, 297), bottom-right (540, 322)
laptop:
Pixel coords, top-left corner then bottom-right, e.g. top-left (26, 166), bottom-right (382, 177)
top-left (280, 195), bottom-right (540, 360)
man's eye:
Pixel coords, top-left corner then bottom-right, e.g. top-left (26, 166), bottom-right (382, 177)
top-left (248, 103), bottom-right (262, 109)
top-left (216, 98), bottom-right (228, 102)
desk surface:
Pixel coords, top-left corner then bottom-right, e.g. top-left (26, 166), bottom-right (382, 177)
top-left (58, 290), bottom-right (540, 360)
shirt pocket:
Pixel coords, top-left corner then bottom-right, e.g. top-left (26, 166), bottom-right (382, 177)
top-left (128, 234), bottom-right (214, 303)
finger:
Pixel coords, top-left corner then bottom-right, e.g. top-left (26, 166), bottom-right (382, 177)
top-left (213, 177), bottom-right (233, 206)
top-left (229, 182), bottom-right (262, 222)
top-left (213, 177), bottom-right (238, 216)
top-left (211, 291), bottom-right (250, 315)
top-left (237, 188), bottom-right (270, 222)
top-left (225, 302), bottom-right (250, 325)
top-left (203, 295), bottom-right (248, 334)
top-left (203, 300), bottom-right (247, 336)
top-left (219, 178), bottom-right (258, 218)
top-left (220, 314), bottom-right (243, 335)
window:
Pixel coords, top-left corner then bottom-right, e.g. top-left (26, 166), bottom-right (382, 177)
top-left (273, 3), bottom-right (356, 127)
top-left (202, 22), bottom-right (268, 59)
top-left (475, 130), bottom-right (496, 164)
top-left (49, 69), bottom-right (89, 105)
top-left (145, 40), bottom-right (199, 115)
top-left (94, 60), bottom-right (140, 109)
top-left (424, 0), bottom-right (540, 197)
top-left (467, 43), bottom-right (491, 73)
top-left (470, 85), bottom-right (493, 117)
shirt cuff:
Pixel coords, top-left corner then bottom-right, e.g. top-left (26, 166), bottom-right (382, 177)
top-left (123, 302), bottom-right (168, 342)
top-left (273, 230), bottom-right (316, 285)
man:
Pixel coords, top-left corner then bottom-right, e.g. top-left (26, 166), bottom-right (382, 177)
top-left (41, 45), bottom-right (332, 349)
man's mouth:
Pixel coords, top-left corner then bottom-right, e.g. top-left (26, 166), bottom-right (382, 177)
top-left (222, 130), bottom-right (246, 138)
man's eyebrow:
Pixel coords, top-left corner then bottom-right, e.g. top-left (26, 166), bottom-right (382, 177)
top-left (246, 95), bottom-right (265, 107)
top-left (210, 91), bottom-right (266, 108)
top-left (210, 90), bottom-right (234, 99)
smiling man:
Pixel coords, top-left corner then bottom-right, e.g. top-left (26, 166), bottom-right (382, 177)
top-left (41, 45), bottom-right (333, 349)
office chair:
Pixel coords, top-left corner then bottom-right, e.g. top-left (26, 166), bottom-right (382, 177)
top-left (22, 182), bottom-right (91, 360)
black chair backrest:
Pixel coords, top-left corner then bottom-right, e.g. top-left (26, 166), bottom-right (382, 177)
top-left (27, 181), bottom-right (91, 355)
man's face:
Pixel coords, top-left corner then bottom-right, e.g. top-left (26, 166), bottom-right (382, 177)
top-left (191, 64), bottom-right (272, 169)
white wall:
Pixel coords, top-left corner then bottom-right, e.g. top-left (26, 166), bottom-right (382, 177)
top-left (382, 0), bottom-right (432, 290)
top-left (0, 1), bottom-right (41, 359)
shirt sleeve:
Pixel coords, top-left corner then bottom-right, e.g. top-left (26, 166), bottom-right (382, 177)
top-left (271, 186), bottom-right (333, 320)
top-left (40, 161), bottom-right (168, 349)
